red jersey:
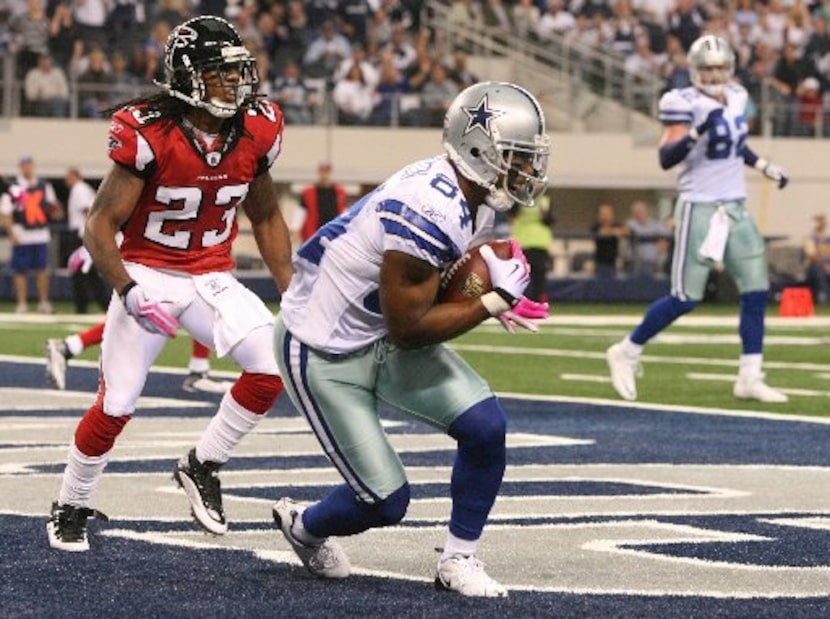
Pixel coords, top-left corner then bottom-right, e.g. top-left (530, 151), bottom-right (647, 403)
top-left (108, 100), bottom-right (284, 273)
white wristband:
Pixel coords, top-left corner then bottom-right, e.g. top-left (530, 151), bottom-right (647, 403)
top-left (754, 157), bottom-right (769, 172)
top-left (481, 291), bottom-right (512, 316)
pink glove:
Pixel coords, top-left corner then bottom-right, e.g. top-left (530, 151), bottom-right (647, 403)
top-left (67, 246), bottom-right (93, 275)
top-left (497, 296), bottom-right (549, 333)
top-left (121, 282), bottom-right (179, 337)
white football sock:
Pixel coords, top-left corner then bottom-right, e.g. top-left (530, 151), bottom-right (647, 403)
top-left (738, 353), bottom-right (763, 379)
top-left (441, 531), bottom-right (479, 560)
top-left (188, 357), bottom-right (210, 374)
top-left (195, 391), bottom-right (262, 464)
top-left (65, 334), bottom-right (84, 357)
top-left (58, 445), bottom-right (109, 507)
top-left (621, 337), bottom-right (643, 357)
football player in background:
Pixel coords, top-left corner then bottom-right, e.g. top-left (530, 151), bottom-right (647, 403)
top-left (46, 16), bottom-right (293, 551)
top-left (272, 81), bottom-right (550, 597)
top-left (606, 34), bottom-right (790, 403)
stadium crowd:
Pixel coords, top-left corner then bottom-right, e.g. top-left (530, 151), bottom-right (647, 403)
top-left (1, 0), bottom-right (829, 135)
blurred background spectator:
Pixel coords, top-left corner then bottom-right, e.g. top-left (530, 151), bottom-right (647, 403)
top-left (591, 202), bottom-right (627, 279)
top-left (292, 161), bottom-right (348, 246)
top-left (0, 156), bottom-right (63, 314)
top-left (625, 200), bottom-right (670, 278)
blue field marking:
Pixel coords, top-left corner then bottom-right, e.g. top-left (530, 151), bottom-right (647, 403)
top-left (2, 358), bottom-right (830, 615)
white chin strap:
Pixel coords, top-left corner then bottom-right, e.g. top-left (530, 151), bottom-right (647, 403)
top-left (203, 97), bottom-right (237, 118)
top-left (699, 83), bottom-right (725, 97)
top-left (485, 188), bottom-right (513, 212)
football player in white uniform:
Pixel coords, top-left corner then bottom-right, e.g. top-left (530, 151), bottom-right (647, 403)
top-left (607, 34), bottom-right (789, 403)
top-left (46, 16), bottom-right (293, 551)
top-left (272, 81), bottom-right (550, 597)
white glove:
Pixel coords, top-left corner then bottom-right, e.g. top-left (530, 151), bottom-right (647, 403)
top-left (479, 240), bottom-right (531, 307)
top-left (120, 281), bottom-right (179, 337)
top-left (755, 159), bottom-right (789, 189)
top-left (67, 246), bottom-right (93, 274)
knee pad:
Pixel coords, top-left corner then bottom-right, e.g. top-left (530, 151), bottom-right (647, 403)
top-left (373, 484), bottom-right (410, 526)
top-left (669, 296), bottom-right (698, 315)
top-left (230, 372), bottom-right (284, 414)
top-left (75, 404), bottom-right (131, 457)
top-left (449, 397), bottom-right (507, 452)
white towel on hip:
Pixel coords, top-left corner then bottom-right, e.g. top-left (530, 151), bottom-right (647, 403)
top-left (698, 206), bottom-right (730, 270)
top-left (193, 272), bottom-right (274, 357)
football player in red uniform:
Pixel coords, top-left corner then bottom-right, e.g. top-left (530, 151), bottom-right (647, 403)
top-left (47, 16), bottom-right (293, 551)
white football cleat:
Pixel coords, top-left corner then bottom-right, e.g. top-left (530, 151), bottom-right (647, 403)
top-left (606, 342), bottom-right (641, 401)
top-left (45, 338), bottom-right (69, 390)
top-left (733, 376), bottom-right (789, 403)
top-left (435, 553), bottom-right (508, 597)
top-left (272, 498), bottom-right (351, 579)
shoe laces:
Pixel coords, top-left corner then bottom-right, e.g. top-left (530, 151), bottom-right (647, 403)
top-left (188, 454), bottom-right (223, 512)
top-left (53, 504), bottom-right (109, 540)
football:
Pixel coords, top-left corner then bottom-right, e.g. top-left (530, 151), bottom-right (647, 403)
top-left (438, 239), bottom-right (514, 303)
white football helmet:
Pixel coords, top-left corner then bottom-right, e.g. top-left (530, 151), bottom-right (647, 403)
top-left (688, 35), bottom-right (735, 98)
top-left (443, 81), bottom-right (551, 211)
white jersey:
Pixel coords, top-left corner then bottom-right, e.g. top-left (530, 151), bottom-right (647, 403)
top-left (658, 83), bottom-right (750, 202)
top-left (280, 155), bottom-right (495, 354)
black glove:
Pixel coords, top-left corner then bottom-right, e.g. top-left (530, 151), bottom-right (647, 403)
top-left (690, 107), bottom-right (724, 140)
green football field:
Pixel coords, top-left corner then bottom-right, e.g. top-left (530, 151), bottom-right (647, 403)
top-left (3, 301), bottom-right (829, 418)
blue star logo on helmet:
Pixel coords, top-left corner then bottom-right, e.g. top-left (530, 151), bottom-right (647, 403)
top-left (462, 95), bottom-right (505, 136)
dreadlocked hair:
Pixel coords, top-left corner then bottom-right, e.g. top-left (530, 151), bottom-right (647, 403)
top-left (103, 92), bottom-right (253, 139)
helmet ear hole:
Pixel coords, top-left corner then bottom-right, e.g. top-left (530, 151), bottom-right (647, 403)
top-left (470, 147), bottom-right (480, 157)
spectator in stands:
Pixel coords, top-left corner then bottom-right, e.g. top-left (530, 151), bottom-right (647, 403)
top-left (63, 167), bottom-right (109, 314)
top-left (303, 19), bottom-right (351, 79)
top-left (536, 0), bottom-right (576, 43)
top-left (661, 33), bottom-right (692, 90)
top-left (107, 50), bottom-right (139, 107)
top-left (141, 19), bottom-right (172, 83)
top-left (609, 0), bottom-right (641, 58)
top-left (412, 62), bottom-right (459, 127)
top-left (624, 34), bottom-right (665, 111)
top-left (334, 42), bottom-right (380, 91)
top-left (591, 203), bottom-right (626, 278)
top-left (482, 0), bottom-right (513, 41)
top-left (667, 0), bottom-right (706, 51)
top-left (8, 0), bottom-right (51, 79)
top-left (0, 156), bottom-right (63, 314)
top-left (332, 62), bottom-right (375, 125)
top-left (292, 161), bottom-right (348, 246)
top-left (770, 42), bottom-right (810, 135)
top-left (512, 0), bottom-right (541, 41)
top-left (71, 0), bottom-right (108, 52)
top-left (272, 61), bottom-right (314, 125)
top-left (804, 213), bottom-right (830, 305)
top-left (370, 52), bottom-right (409, 126)
top-left (384, 24), bottom-right (418, 73)
top-left (48, 1), bottom-right (80, 70)
top-left (446, 49), bottom-right (479, 90)
top-left (793, 75), bottom-right (824, 136)
top-left (107, 0), bottom-right (147, 59)
top-left (77, 45), bottom-right (111, 118)
top-left (625, 200), bottom-right (669, 278)
top-left (337, 0), bottom-right (372, 45)
top-left (23, 53), bottom-right (69, 117)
